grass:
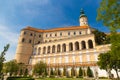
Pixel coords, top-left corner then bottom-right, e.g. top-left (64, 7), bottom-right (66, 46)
top-left (36, 78), bottom-right (83, 80)
top-left (36, 78), bottom-right (111, 80)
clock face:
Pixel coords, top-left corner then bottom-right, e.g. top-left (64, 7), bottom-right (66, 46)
top-left (80, 17), bottom-right (87, 22)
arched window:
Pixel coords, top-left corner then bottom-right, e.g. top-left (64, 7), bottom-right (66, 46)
top-left (38, 47), bottom-right (41, 55)
top-left (22, 38), bottom-right (25, 42)
top-left (52, 45), bottom-right (55, 53)
top-left (88, 40), bottom-right (93, 49)
top-left (57, 44), bottom-right (61, 52)
top-left (47, 46), bottom-right (50, 54)
top-left (33, 48), bottom-right (36, 55)
top-left (43, 47), bottom-right (46, 54)
top-left (69, 42), bottom-right (73, 51)
top-left (75, 41), bottom-right (79, 50)
top-left (81, 41), bottom-right (86, 49)
top-left (62, 43), bottom-right (66, 52)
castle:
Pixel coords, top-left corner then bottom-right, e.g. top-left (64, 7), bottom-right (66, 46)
top-left (15, 9), bottom-right (112, 77)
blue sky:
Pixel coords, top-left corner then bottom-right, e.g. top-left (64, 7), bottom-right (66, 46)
top-left (0, 0), bottom-right (109, 61)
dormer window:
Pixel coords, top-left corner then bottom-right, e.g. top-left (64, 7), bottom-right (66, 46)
top-left (30, 33), bottom-right (33, 36)
top-left (24, 32), bottom-right (26, 35)
top-left (55, 33), bottom-right (57, 36)
top-left (74, 32), bottom-right (76, 35)
top-left (68, 32), bottom-right (70, 35)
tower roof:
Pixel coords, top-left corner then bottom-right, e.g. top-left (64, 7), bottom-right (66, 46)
top-left (79, 8), bottom-right (87, 18)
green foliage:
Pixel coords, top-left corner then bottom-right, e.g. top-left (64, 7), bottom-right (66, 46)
top-left (93, 29), bottom-right (110, 45)
top-left (79, 67), bottom-right (83, 77)
top-left (63, 67), bottom-right (66, 76)
top-left (0, 44), bottom-right (10, 73)
top-left (71, 67), bottom-right (75, 77)
top-left (97, 52), bottom-right (111, 70)
top-left (24, 68), bottom-right (28, 76)
top-left (58, 68), bottom-right (61, 76)
top-left (50, 68), bottom-right (54, 75)
top-left (87, 67), bottom-right (93, 77)
top-left (33, 61), bottom-right (47, 76)
top-left (3, 60), bottom-right (19, 76)
top-left (7, 77), bottom-right (34, 80)
top-left (97, 0), bottom-right (120, 31)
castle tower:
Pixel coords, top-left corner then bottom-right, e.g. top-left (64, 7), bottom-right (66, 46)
top-left (79, 9), bottom-right (88, 26)
top-left (15, 27), bottom-right (43, 64)
top-left (79, 9), bottom-right (91, 34)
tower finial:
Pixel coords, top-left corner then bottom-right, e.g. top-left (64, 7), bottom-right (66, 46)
top-left (80, 8), bottom-right (84, 14)
top-left (80, 8), bottom-right (86, 18)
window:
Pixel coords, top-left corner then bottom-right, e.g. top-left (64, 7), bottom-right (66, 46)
top-left (68, 32), bottom-right (70, 35)
top-left (43, 47), bottom-right (46, 54)
top-left (47, 46), bottom-right (50, 54)
top-left (55, 33), bottom-right (57, 36)
top-left (81, 41), bottom-right (86, 49)
top-left (74, 32), bottom-right (76, 35)
top-left (38, 47), bottom-right (41, 55)
top-left (52, 45), bottom-right (55, 53)
top-left (39, 35), bottom-right (41, 38)
top-left (22, 38), bottom-right (25, 42)
top-left (75, 41), bottom-right (79, 50)
top-left (30, 33), bottom-right (33, 36)
top-left (69, 43), bottom-right (73, 51)
top-left (62, 44), bottom-right (66, 52)
top-left (88, 40), bottom-right (93, 49)
top-left (24, 32), bottom-right (26, 35)
top-left (29, 39), bottom-right (32, 43)
top-left (38, 41), bottom-right (40, 44)
top-left (50, 34), bottom-right (52, 37)
top-left (79, 31), bottom-right (81, 34)
top-left (57, 44), bottom-right (61, 52)
top-left (46, 34), bottom-right (47, 37)
top-left (60, 32), bottom-right (62, 36)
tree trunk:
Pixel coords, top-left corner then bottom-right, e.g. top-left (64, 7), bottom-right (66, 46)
top-left (115, 69), bottom-right (119, 80)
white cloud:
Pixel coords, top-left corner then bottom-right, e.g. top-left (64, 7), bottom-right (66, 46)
top-left (0, 25), bottom-right (19, 61)
top-left (0, 25), bottom-right (19, 45)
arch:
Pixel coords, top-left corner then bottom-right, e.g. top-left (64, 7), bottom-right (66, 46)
top-left (57, 44), bottom-right (61, 52)
top-left (75, 41), bottom-right (79, 50)
top-left (62, 43), bottom-right (66, 52)
top-left (69, 42), bottom-right (73, 51)
top-left (43, 47), bottom-right (46, 54)
top-left (47, 46), bottom-right (50, 54)
top-left (88, 40), bottom-right (93, 49)
top-left (22, 38), bottom-right (25, 42)
top-left (52, 45), bottom-right (55, 53)
top-left (38, 47), bottom-right (41, 55)
top-left (81, 41), bottom-right (86, 49)
top-left (33, 48), bottom-right (37, 55)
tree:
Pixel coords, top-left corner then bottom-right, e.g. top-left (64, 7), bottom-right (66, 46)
top-left (58, 68), bottom-right (61, 76)
top-left (79, 67), bottom-right (83, 77)
top-left (71, 67), bottom-right (75, 77)
top-left (3, 60), bottom-right (19, 76)
top-left (0, 44), bottom-right (10, 74)
top-left (97, 0), bottom-right (120, 79)
top-left (87, 67), bottom-right (93, 77)
top-left (50, 68), bottom-right (54, 75)
top-left (63, 67), bottom-right (66, 76)
top-left (93, 29), bottom-right (110, 45)
top-left (33, 61), bottom-right (47, 76)
top-left (97, 0), bottom-right (120, 31)
top-left (97, 52), bottom-right (112, 78)
top-left (24, 68), bottom-right (28, 76)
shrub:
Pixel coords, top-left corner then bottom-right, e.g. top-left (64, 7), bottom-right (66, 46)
top-left (7, 77), bottom-right (34, 80)
top-left (87, 67), bottom-right (93, 77)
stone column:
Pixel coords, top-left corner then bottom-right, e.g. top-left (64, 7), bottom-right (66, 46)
top-left (86, 41), bottom-right (89, 49)
top-left (66, 44), bottom-right (69, 52)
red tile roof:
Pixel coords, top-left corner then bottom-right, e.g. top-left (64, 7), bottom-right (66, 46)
top-left (22, 26), bottom-right (89, 32)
